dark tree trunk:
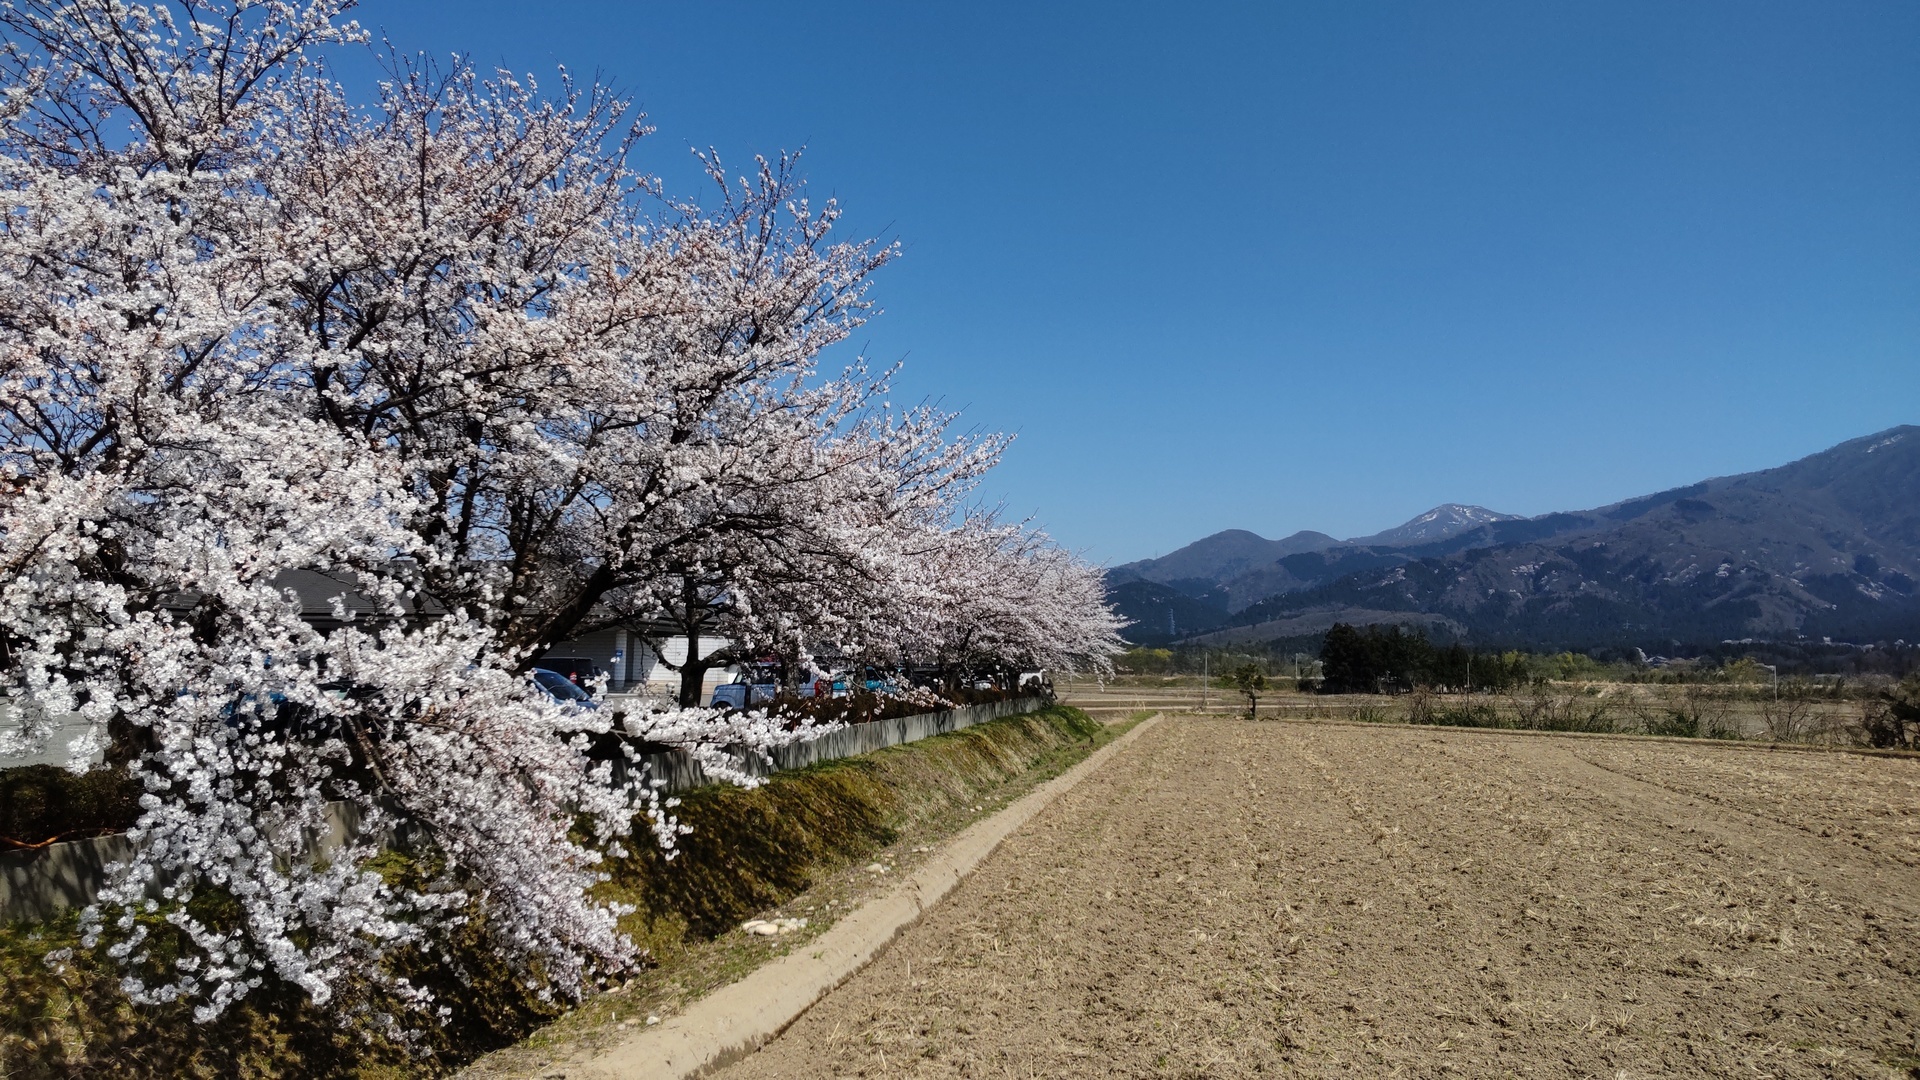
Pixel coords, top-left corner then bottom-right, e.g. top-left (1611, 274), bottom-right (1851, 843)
top-left (678, 620), bottom-right (709, 708)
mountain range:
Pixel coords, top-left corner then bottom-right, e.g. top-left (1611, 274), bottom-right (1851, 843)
top-left (1108, 426), bottom-right (1920, 650)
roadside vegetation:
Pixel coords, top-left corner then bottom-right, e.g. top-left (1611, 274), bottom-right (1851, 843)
top-left (1312, 620), bottom-right (1920, 749)
top-left (1116, 632), bottom-right (1920, 685)
top-left (1325, 678), bottom-right (1918, 748)
top-left (1072, 673), bottom-right (1918, 748)
top-left (1097, 628), bottom-right (1920, 749)
top-left (2, 706), bottom-right (1119, 1078)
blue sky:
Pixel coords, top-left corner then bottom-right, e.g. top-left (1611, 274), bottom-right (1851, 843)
top-left (335, 1), bottom-right (1919, 565)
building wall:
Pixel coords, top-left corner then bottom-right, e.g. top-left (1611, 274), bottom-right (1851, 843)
top-left (542, 629), bottom-right (736, 702)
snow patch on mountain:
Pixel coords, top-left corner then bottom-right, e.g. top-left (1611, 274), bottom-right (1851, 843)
top-left (1346, 503), bottom-right (1522, 548)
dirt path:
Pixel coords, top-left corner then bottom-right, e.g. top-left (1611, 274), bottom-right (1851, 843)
top-left (715, 718), bottom-right (1920, 1079)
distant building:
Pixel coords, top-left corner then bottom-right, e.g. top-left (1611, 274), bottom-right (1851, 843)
top-left (270, 570), bottom-right (738, 700)
top-left (538, 625), bottom-right (736, 700)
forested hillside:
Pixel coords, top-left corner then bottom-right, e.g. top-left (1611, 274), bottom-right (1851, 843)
top-left (1113, 427), bottom-right (1920, 650)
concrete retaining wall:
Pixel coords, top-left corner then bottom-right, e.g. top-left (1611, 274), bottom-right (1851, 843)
top-left (1, 832), bottom-right (133, 924)
top-left (0, 698), bottom-right (101, 768)
top-left (0, 696), bottom-right (1047, 924)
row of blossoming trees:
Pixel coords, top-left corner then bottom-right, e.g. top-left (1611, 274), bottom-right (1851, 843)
top-left (0, 0), bottom-right (1121, 1026)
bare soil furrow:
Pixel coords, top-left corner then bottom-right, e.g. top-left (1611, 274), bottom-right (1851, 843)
top-left (717, 720), bottom-right (1920, 1079)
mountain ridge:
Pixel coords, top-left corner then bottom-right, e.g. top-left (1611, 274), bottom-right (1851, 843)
top-left (1110, 426), bottom-right (1920, 649)
top-left (1109, 503), bottom-right (1518, 596)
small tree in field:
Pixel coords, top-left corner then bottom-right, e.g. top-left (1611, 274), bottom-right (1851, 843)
top-left (1226, 662), bottom-right (1268, 719)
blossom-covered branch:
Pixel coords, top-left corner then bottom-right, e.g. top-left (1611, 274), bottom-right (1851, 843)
top-left (0, 0), bottom-right (1119, 1026)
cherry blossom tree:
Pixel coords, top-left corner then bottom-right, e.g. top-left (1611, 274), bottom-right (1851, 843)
top-left (616, 405), bottom-right (1015, 705)
top-left (889, 512), bottom-right (1126, 687)
top-left (0, 0), bottom-right (1118, 1027)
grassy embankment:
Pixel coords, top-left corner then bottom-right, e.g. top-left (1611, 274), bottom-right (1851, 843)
top-left (1, 705), bottom-right (1133, 1078)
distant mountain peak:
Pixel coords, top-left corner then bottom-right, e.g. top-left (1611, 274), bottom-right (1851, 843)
top-left (1107, 528), bottom-right (1339, 589)
top-left (1107, 425), bottom-right (1920, 649)
top-left (1347, 504), bottom-right (1522, 548)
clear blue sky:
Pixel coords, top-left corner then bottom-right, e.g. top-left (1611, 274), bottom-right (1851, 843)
top-left (334, 1), bottom-right (1919, 565)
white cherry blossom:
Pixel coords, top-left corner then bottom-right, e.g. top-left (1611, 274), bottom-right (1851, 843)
top-left (0, 0), bottom-right (1119, 1024)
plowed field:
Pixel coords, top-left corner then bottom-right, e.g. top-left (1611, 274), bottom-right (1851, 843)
top-left (718, 718), bottom-right (1920, 1079)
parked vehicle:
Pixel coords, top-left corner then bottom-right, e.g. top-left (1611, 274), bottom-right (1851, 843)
top-left (792, 667), bottom-right (843, 698)
top-left (708, 664), bottom-right (848, 710)
top-left (532, 656), bottom-right (602, 686)
top-left (709, 680), bottom-right (775, 711)
top-left (532, 668), bottom-right (598, 709)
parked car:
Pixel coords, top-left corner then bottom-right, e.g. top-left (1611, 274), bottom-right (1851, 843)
top-left (532, 656), bottom-right (602, 687)
top-left (709, 679), bottom-right (776, 711)
top-left (532, 668), bottom-right (598, 709)
top-left (791, 667), bottom-right (843, 699)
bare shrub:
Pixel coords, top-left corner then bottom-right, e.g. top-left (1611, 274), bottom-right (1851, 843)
top-left (1506, 684), bottom-right (1619, 733)
top-left (1404, 688), bottom-right (1503, 729)
top-left (1855, 676), bottom-right (1920, 749)
top-left (1634, 685), bottom-right (1741, 740)
top-left (1429, 698), bottom-right (1502, 728)
top-left (1407, 687), bottom-right (1435, 726)
top-left (1344, 702), bottom-right (1397, 724)
top-left (1758, 679), bottom-right (1820, 743)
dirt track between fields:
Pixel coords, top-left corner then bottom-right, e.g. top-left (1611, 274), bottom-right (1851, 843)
top-left (716, 718), bottom-right (1920, 1079)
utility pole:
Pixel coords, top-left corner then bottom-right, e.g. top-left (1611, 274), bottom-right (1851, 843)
top-left (1202, 652), bottom-right (1209, 712)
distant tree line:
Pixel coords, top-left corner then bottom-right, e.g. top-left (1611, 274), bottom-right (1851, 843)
top-left (1111, 644), bottom-right (1322, 678)
top-left (1112, 626), bottom-right (1920, 691)
top-left (1317, 624), bottom-right (1529, 695)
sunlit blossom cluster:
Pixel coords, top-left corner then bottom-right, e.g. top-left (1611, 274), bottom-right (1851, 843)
top-left (0, 0), bottom-right (1121, 1023)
